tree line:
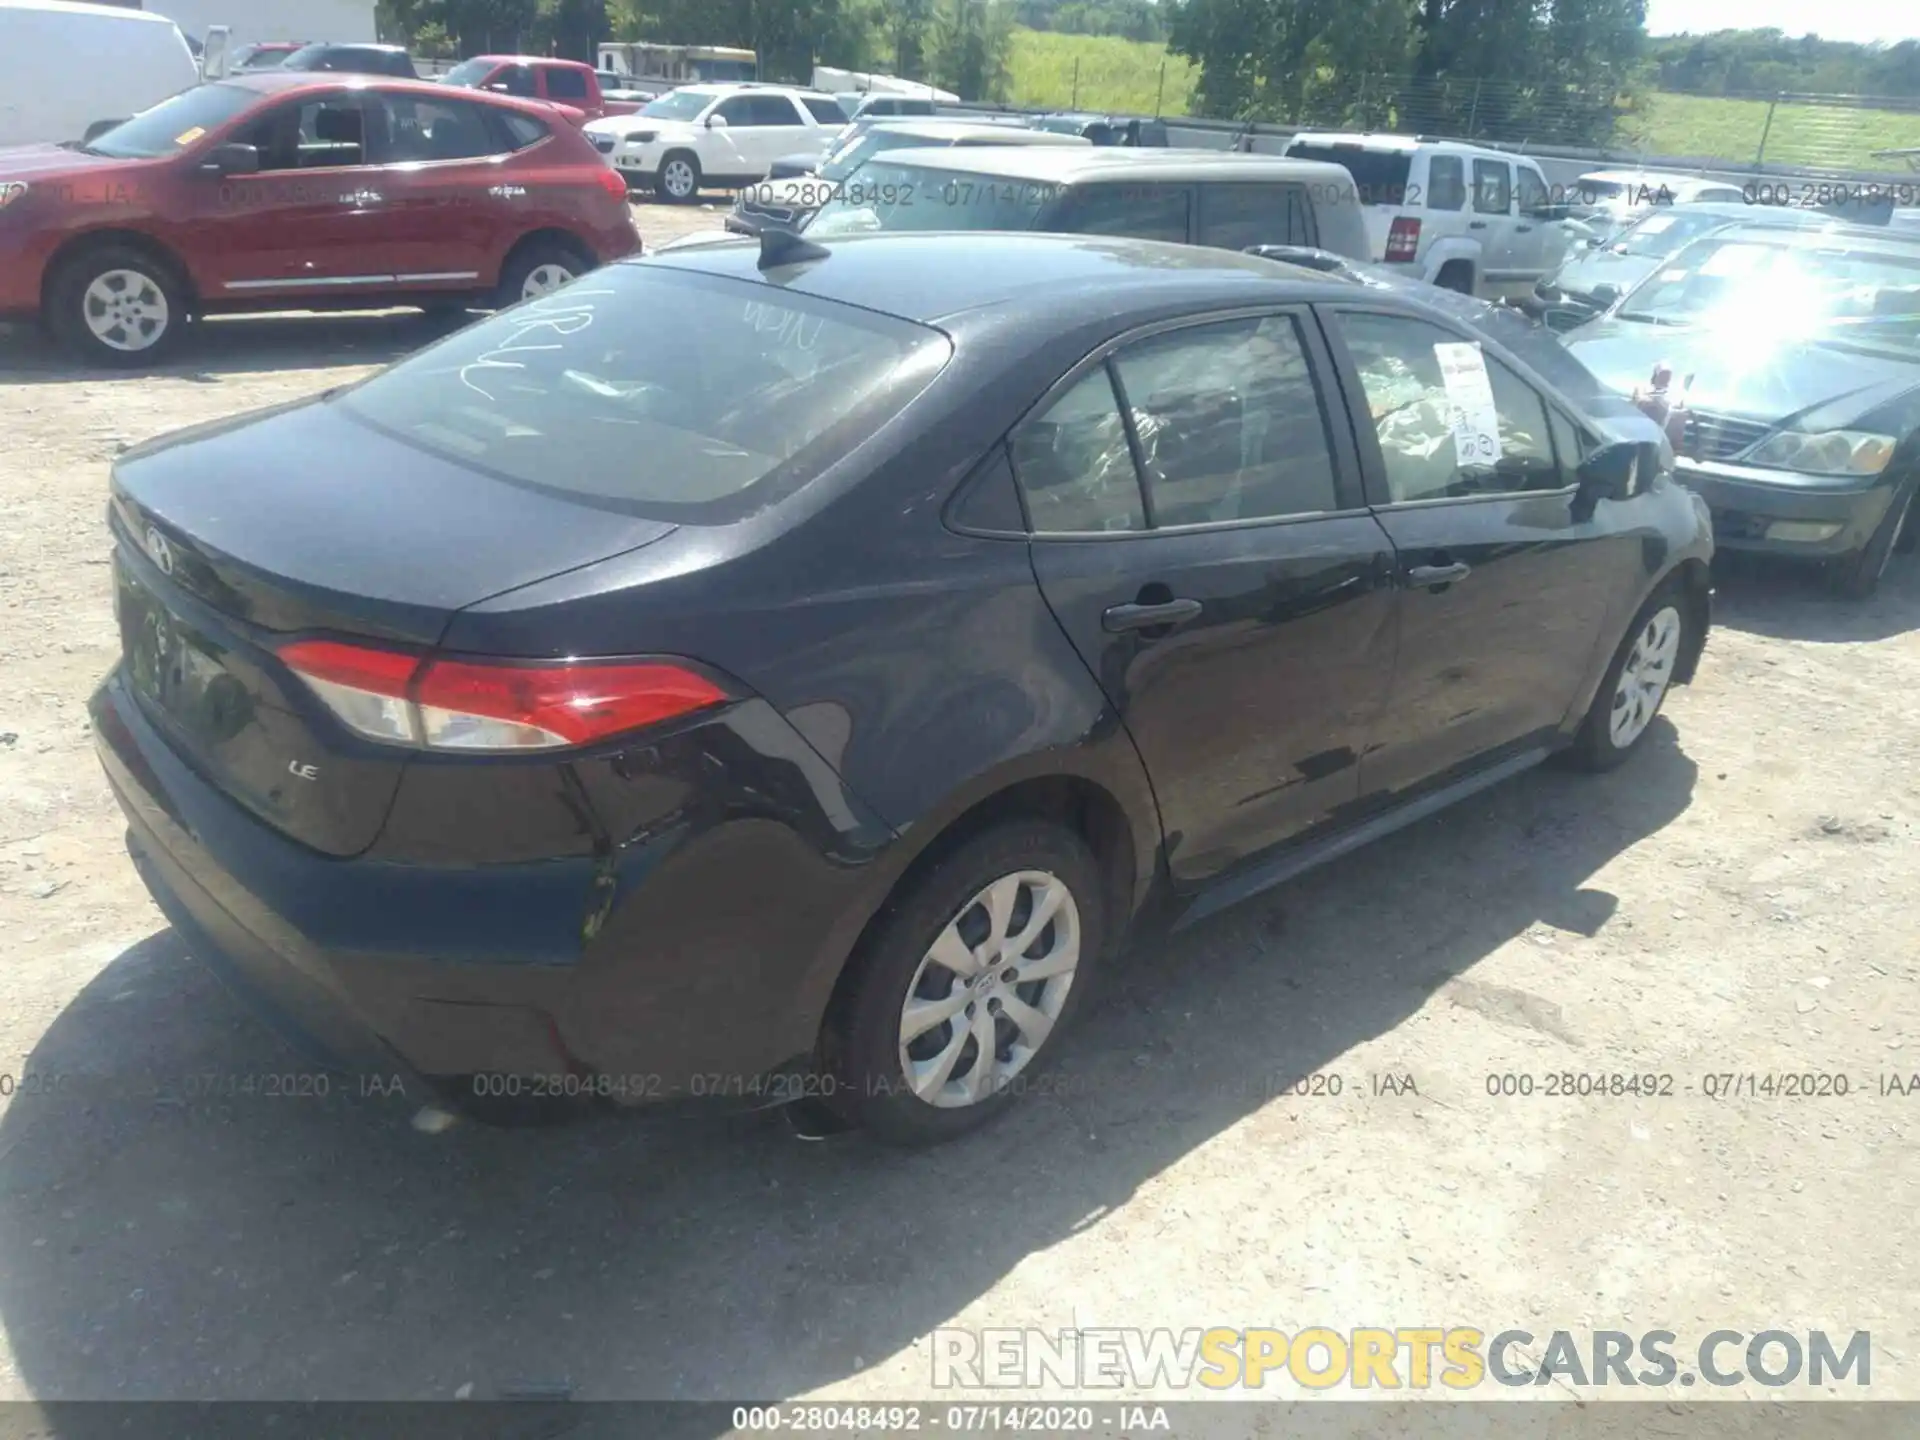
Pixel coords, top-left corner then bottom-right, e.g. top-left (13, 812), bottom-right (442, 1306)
top-left (1648, 30), bottom-right (1920, 100)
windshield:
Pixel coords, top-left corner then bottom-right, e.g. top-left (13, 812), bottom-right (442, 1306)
top-left (441, 59), bottom-right (498, 87)
top-left (1607, 210), bottom-right (1736, 260)
top-left (1617, 233), bottom-right (1920, 355)
top-left (232, 45), bottom-right (289, 69)
top-left (641, 90), bottom-right (711, 121)
top-left (337, 266), bottom-right (950, 521)
top-left (807, 160), bottom-right (1055, 237)
top-left (818, 130), bottom-right (947, 182)
top-left (84, 84), bottom-right (259, 159)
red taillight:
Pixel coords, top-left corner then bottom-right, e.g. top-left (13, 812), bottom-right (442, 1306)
top-left (594, 166), bottom-right (628, 199)
top-left (1385, 215), bottom-right (1421, 262)
top-left (278, 640), bottom-right (729, 752)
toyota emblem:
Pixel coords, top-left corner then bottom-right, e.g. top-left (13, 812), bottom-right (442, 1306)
top-left (144, 525), bottom-right (174, 576)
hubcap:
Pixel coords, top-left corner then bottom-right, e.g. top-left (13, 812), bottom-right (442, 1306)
top-left (83, 269), bottom-right (169, 352)
top-left (1609, 605), bottom-right (1682, 749)
top-left (520, 262), bottom-right (575, 300)
top-left (663, 160), bottom-right (694, 197)
top-left (897, 870), bottom-right (1081, 1109)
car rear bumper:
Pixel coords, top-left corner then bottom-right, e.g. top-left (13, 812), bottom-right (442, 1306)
top-left (90, 668), bottom-right (894, 1111)
top-left (1675, 461), bottom-right (1903, 557)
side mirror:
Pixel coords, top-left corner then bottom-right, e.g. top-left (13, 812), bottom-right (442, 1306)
top-left (1576, 441), bottom-right (1643, 508)
top-left (82, 117), bottom-right (128, 144)
top-left (707, 113), bottom-right (728, 129)
top-left (199, 142), bottom-right (260, 175)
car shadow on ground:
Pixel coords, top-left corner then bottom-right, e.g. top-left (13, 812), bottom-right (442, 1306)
top-left (1709, 547), bottom-right (1920, 643)
top-left (0, 309), bottom-right (469, 384)
top-left (0, 730), bottom-right (1695, 1411)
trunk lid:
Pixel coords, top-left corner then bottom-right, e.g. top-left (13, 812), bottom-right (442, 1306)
top-left (108, 394), bottom-right (678, 855)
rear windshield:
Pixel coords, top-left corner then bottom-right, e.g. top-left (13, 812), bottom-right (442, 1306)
top-left (85, 84), bottom-right (259, 159)
top-left (807, 160), bottom-right (1055, 235)
top-left (336, 265), bottom-right (951, 521)
top-left (1284, 144), bottom-right (1412, 205)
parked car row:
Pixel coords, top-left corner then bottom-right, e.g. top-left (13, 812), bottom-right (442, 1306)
top-left (89, 226), bottom-right (1715, 1148)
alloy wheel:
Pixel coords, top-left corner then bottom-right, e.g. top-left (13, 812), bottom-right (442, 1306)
top-left (1609, 604), bottom-right (1681, 749)
top-left (83, 269), bottom-right (169, 352)
top-left (520, 263), bottom-right (576, 300)
top-left (662, 159), bottom-right (696, 199)
top-left (896, 870), bottom-right (1081, 1109)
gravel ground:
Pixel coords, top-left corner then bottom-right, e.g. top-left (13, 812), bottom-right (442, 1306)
top-left (0, 198), bottom-right (1916, 1416)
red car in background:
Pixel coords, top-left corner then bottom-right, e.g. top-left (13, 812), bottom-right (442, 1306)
top-left (438, 56), bottom-right (644, 123)
top-left (0, 73), bottom-right (640, 365)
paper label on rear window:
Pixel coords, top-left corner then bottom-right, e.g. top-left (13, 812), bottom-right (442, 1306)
top-left (1433, 341), bottom-right (1501, 467)
top-left (174, 126), bottom-right (207, 145)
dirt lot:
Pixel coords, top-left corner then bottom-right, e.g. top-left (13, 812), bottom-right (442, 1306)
top-left (0, 197), bottom-right (1917, 1415)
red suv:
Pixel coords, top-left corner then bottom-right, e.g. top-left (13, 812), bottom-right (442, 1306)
top-left (0, 74), bottom-right (641, 365)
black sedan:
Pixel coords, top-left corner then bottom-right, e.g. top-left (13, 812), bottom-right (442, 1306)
top-left (1565, 220), bottom-right (1920, 598)
top-left (91, 232), bottom-right (1711, 1147)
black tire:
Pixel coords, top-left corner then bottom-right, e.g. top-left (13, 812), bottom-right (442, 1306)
top-left (492, 237), bottom-right (592, 309)
top-left (822, 820), bottom-right (1107, 1148)
top-left (46, 243), bottom-right (186, 367)
top-left (655, 150), bottom-right (701, 204)
top-left (1829, 480), bottom-right (1915, 600)
top-left (1568, 579), bottom-right (1691, 772)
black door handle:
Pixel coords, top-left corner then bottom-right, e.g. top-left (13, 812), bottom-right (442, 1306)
top-left (1469, 220), bottom-right (1489, 229)
top-left (1516, 223), bottom-right (1534, 232)
top-left (1103, 598), bottom-right (1202, 633)
top-left (1406, 562), bottom-right (1471, 588)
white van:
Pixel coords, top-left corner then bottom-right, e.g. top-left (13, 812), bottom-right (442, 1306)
top-left (0, 0), bottom-right (200, 149)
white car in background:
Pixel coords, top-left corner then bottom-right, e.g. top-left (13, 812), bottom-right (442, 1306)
top-left (1282, 131), bottom-right (1580, 301)
top-left (583, 83), bottom-right (848, 201)
top-left (1567, 170), bottom-right (1749, 244)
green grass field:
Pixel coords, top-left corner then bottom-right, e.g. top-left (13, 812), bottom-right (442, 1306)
top-left (1006, 28), bottom-right (1920, 171)
top-left (1006, 28), bottom-right (1198, 115)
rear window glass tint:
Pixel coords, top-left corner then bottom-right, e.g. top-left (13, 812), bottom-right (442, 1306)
top-left (1286, 144), bottom-right (1412, 206)
top-left (338, 267), bottom-right (950, 521)
top-left (1196, 183), bottom-right (1316, 250)
top-left (1427, 155), bottom-right (1466, 210)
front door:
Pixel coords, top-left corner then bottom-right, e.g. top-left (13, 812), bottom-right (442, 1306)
top-left (1470, 157), bottom-right (1521, 298)
top-left (194, 90), bottom-right (396, 298)
top-left (1015, 309), bottom-right (1400, 885)
top-left (1320, 305), bottom-right (1624, 802)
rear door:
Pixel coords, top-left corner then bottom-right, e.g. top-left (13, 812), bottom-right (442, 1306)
top-left (1470, 156), bottom-right (1520, 297)
top-left (1319, 305), bottom-right (1626, 801)
top-left (1014, 308), bottom-right (1399, 885)
top-left (1510, 161), bottom-right (1562, 284)
top-left (370, 90), bottom-right (518, 287)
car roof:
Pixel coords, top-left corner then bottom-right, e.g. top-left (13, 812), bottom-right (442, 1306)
top-left (834, 146), bottom-right (1358, 185)
top-left (864, 118), bottom-right (1074, 142)
top-left (218, 72), bottom-right (543, 107)
top-left (671, 82), bottom-right (835, 101)
top-left (638, 232), bottom-right (1346, 327)
top-left (1286, 131), bottom-right (1511, 156)
top-left (469, 54), bottom-right (588, 66)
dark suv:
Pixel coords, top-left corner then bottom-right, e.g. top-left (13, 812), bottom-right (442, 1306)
top-left (279, 43), bottom-right (418, 78)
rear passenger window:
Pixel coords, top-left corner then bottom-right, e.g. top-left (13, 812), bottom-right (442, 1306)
top-left (1196, 183), bottom-right (1316, 250)
top-left (1112, 315), bottom-right (1340, 525)
top-left (745, 96), bottom-right (805, 126)
top-left (1056, 184), bottom-right (1189, 243)
top-left (1473, 159), bottom-right (1512, 215)
top-left (1334, 311), bottom-right (1560, 503)
top-left (379, 97), bottom-right (502, 163)
top-left (1009, 368), bottom-right (1146, 533)
top-left (802, 97), bottom-right (847, 123)
top-left (1426, 155), bottom-right (1466, 211)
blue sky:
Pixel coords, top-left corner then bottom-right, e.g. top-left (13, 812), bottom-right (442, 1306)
top-left (1647, 0), bottom-right (1907, 44)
